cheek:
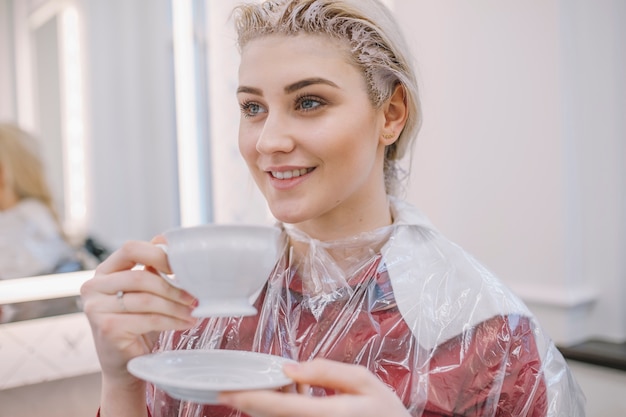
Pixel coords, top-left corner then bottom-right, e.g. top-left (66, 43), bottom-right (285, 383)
top-left (327, 123), bottom-right (378, 163)
top-left (238, 127), bottom-right (257, 163)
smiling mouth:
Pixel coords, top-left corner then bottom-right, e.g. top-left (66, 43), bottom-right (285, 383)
top-left (270, 168), bottom-right (315, 180)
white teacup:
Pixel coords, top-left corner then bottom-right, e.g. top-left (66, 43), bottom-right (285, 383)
top-left (159, 224), bottom-right (282, 317)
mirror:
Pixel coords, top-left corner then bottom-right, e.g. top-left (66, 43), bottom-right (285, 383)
top-left (0, 0), bottom-right (189, 320)
top-left (2, 0), bottom-right (194, 261)
top-left (32, 13), bottom-right (65, 218)
top-left (0, 0), bottom-right (264, 305)
top-left (1, 0), bottom-right (267, 321)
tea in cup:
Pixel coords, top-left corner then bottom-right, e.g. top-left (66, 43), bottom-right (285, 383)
top-left (159, 224), bottom-right (282, 317)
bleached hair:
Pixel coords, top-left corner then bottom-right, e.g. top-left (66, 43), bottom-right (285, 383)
top-left (232, 0), bottom-right (421, 194)
top-left (0, 123), bottom-right (62, 230)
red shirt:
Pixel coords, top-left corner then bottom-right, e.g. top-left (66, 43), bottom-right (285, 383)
top-left (146, 256), bottom-right (547, 417)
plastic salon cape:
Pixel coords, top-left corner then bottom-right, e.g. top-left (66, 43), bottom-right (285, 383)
top-left (149, 197), bottom-right (585, 417)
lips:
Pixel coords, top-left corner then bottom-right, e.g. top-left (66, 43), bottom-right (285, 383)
top-left (270, 167), bottom-right (314, 179)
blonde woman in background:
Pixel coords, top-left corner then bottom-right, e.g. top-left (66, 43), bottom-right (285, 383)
top-left (0, 122), bottom-right (80, 280)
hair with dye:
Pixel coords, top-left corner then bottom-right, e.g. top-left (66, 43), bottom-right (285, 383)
top-left (0, 123), bottom-right (62, 229)
top-left (232, 0), bottom-right (421, 193)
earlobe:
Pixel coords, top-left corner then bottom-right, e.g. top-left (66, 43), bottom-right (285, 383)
top-left (381, 84), bottom-right (408, 145)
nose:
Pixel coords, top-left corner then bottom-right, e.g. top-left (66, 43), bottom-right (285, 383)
top-left (255, 112), bottom-right (295, 154)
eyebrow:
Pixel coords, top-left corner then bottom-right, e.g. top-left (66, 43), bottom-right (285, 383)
top-left (236, 78), bottom-right (339, 96)
top-left (236, 86), bottom-right (263, 95)
top-left (284, 78), bottom-right (339, 94)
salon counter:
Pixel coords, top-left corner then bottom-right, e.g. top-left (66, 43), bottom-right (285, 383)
top-left (0, 270), bottom-right (101, 390)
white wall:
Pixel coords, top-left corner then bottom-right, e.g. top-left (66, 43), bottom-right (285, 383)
top-left (80, 0), bottom-right (181, 247)
top-left (0, 0), bottom-right (15, 120)
top-left (205, 1), bottom-right (271, 225)
top-left (206, 0), bottom-right (626, 346)
top-left (396, 0), bottom-right (625, 346)
top-left (558, 0), bottom-right (626, 344)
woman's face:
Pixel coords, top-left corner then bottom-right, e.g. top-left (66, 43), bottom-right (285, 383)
top-left (237, 34), bottom-right (389, 237)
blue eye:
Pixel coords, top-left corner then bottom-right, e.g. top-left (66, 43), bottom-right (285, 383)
top-left (240, 101), bottom-right (266, 118)
top-left (296, 95), bottom-right (324, 112)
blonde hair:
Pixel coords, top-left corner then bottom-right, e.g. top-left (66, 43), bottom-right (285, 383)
top-left (0, 123), bottom-right (62, 229)
top-left (232, 0), bottom-right (421, 193)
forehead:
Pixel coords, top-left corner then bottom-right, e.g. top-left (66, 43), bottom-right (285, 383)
top-left (238, 34), bottom-right (364, 88)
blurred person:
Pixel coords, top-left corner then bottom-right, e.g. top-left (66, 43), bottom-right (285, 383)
top-left (80, 1), bottom-right (585, 416)
top-left (0, 122), bottom-right (80, 280)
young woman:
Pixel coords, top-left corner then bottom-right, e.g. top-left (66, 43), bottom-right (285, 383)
top-left (0, 123), bottom-right (79, 280)
top-left (80, 1), bottom-right (585, 416)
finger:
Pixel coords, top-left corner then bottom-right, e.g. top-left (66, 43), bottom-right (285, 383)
top-left (218, 390), bottom-right (341, 417)
top-left (83, 269), bottom-right (195, 306)
top-left (296, 382), bottom-right (311, 395)
top-left (283, 359), bottom-right (379, 395)
top-left (150, 234), bottom-right (167, 245)
top-left (122, 312), bottom-right (196, 334)
top-left (109, 290), bottom-right (196, 321)
top-left (278, 383), bottom-right (297, 394)
top-left (95, 312), bottom-right (196, 340)
top-left (147, 235), bottom-right (170, 275)
top-left (96, 240), bottom-right (172, 275)
top-left (82, 283), bottom-right (195, 324)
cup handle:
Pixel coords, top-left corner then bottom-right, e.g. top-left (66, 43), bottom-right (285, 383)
top-left (151, 244), bottom-right (183, 289)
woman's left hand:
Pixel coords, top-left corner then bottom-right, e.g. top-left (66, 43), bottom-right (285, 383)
top-left (218, 358), bottom-right (411, 417)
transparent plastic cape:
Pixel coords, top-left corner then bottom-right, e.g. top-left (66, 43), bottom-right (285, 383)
top-left (149, 197), bottom-right (586, 417)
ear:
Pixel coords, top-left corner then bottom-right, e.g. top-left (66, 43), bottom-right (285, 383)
top-left (379, 84), bottom-right (408, 145)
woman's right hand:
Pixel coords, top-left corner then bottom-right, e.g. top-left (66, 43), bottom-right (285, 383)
top-left (80, 239), bottom-right (197, 384)
top-left (218, 359), bottom-right (412, 417)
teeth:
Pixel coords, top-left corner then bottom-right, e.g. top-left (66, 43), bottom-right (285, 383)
top-left (271, 168), bottom-right (311, 179)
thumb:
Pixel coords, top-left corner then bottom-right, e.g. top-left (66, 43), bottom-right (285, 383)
top-left (283, 359), bottom-right (376, 395)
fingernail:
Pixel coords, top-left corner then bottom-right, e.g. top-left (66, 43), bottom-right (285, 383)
top-left (180, 293), bottom-right (197, 306)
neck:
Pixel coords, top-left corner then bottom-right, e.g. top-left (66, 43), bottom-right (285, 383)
top-left (291, 193), bottom-right (392, 242)
top-left (284, 195), bottom-right (394, 280)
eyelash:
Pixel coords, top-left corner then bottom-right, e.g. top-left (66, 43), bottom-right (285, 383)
top-left (238, 94), bottom-right (326, 118)
top-left (294, 94), bottom-right (326, 112)
top-left (239, 100), bottom-right (263, 118)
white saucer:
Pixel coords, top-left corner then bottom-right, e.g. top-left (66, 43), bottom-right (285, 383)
top-left (127, 350), bottom-right (296, 404)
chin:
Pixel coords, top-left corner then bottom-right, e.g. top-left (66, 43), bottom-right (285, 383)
top-left (267, 203), bottom-right (309, 225)
top-left (270, 210), bottom-right (304, 225)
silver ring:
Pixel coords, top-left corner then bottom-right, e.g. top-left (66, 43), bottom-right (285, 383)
top-left (116, 290), bottom-right (127, 312)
